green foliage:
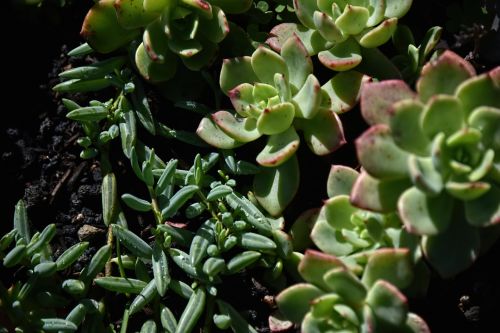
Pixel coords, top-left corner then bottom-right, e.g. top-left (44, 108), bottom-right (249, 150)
top-left (355, 50), bottom-right (500, 277)
top-left (267, 0), bottom-right (413, 72)
top-left (276, 250), bottom-right (429, 333)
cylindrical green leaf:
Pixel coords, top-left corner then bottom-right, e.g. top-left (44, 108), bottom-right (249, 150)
top-left (41, 318), bottom-right (78, 332)
top-left (161, 185), bottom-right (199, 219)
top-left (34, 262), bottom-right (57, 277)
top-left (80, 244), bottom-right (112, 284)
top-left (152, 242), bottom-right (170, 296)
top-left (66, 106), bottom-right (109, 122)
top-left (14, 199), bottom-right (30, 242)
top-left (202, 257), bottom-right (226, 277)
top-left (3, 244), bottom-right (27, 267)
top-left (53, 78), bottom-right (112, 93)
top-left (112, 224), bottom-right (153, 259)
top-left (59, 57), bottom-right (126, 80)
top-left (155, 159), bottom-right (178, 195)
top-left (0, 229), bottom-right (17, 252)
top-left (62, 279), bottom-right (87, 296)
top-left (129, 279), bottom-right (157, 315)
top-left (206, 185), bottom-right (233, 201)
top-left (238, 232), bottom-right (277, 251)
top-left (189, 220), bottom-right (214, 266)
top-left (102, 173), bottom-right (118, 226)
top-left (94, 276), bottom-right (148, 294)
top-left (64, 303), bottom-right (87, 328)
top-left (227, 251), bottom-right (261, 273)
top-left (175, 288), bottom-right (206, 333)
top-left (26, 223), bottom-right (56, 257)
top-left (161, 306), bottom-right (177, 333)
top-left (56, 242), bottom-right (89, 271)
top-left (140, 320), bottom-right (157, 333)
top-left (121, 193), bottom-right (152, 212)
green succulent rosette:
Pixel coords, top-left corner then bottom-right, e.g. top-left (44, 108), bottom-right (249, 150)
top-left (310, 166), bottom-right (420, 260)
top-left (81, 0), bottom-right (253, 82)
top-left (266, 0), bottom-right (413, 72)
top-left (197, 36), bottom-right (367, 215)
top-left (353, 50), bottom-right (500, 277)
top-left (276, 250), bottom-right (428, 333)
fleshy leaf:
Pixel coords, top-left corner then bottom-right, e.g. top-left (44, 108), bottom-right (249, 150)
top-left (422, 218), bottom-right (480, 278)
top-left (228, 83), bottom-right (255, 116)
top-left (199, 5), bottom-right (230, 43)
top-left (389, 100), bottom-right (430, 156)
top-left (350, 171), bottom-right (411, 213)
top-left (298, 108), bottom-right (346, 156)
top-left (144, 19), bottom-right (175, 63)
top-left (323, 195), bottom-right (357, 230)
top-left (290, 209), bottom-right (319, 251)
top-left (327, 165), bottom-right (359, 198)
top-left (335, 5), bottom-right (370, 35)
top-left (135, 43), bottom-right (177, 82)
top-left (212, 111), bottom-right (261, 142)
top-left (465, 185), bottom-right (500, 227)
top-left (114, 0), bottom-right (158, 29)
top-left (322, 71), bottom-right (366, 114)
top-left (416, 51), bottom-right (476, 103)
top-left (298, 250), bottom-right (346, 290)
top-left (365, 280), bottom-right (408, 329)
top-left (196, 117), bottom-right (243, 149)
top-left (456, 71), bottom-right (500, 116)
top-left (421, 95), bottom-right (464, 138)
top-left (276, 284), bottom-right (323, 324)
top-left (384, 0), bottom-right (413, 18)
top-left (361, 80), bottom-right (416, 125)
top-left (468, 107), bottom-right (500, 151)
top-left (251, 46), bottom-right (288, 86)
top-left (361, 249), bottom-right (413, 289)
top-left (408, 156), bottom-right (443, 195)
top-left (220, 57), bottom-right (258, 94)
top-left (281, 35), bottom-right (314, 89)
top-left (318, 38), bottom-right (362, 71)
top-left (445, 181), bottom-right (491, 201)
top-left (356, 125), bottom-right (410, 180)
top-left (359, 18), bottom-right (398, 48)
top-left (293, 75), bottom-right (322, 119)
top-left (81, 0), bottom-right (140, 54)
top-left (254, 155), bottom-right (300, 216)
top-left (323, 267), bottom-right (367, 305)
top-left (267, 23), bottom-right (333, 55)
top-left (293, 0), bottom-right (319, 29)
top-left (313, 11), bottom-right (345, 43)
top-left (256, 127), bottom-right (300, 167)
top-left (257, 103), bottom-right (295, 135)
top-left (398, 187), bottom-right (453, 236)
top-left (311, 219), bottom-right (353, 256)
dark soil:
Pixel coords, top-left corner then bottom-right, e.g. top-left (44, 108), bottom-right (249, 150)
top-left (2, 0), bottom-right (500, 332)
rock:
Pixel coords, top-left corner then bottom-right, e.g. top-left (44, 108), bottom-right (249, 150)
top-left (77, 224), bottom-right (105, 242)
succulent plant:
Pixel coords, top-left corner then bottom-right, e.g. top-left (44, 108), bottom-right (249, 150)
top-left (353, 50), bottom-right (500, 277)
top-left (306, 166), bottom-right (420, 260)
top-left (196, 36), bottom-right (367, 215)
top-left (266, 0), bottom-right (413, 72)
top-left (276, 250), bottom-right (428, 333)
top-left (81, 0), bottom-right (253, 82)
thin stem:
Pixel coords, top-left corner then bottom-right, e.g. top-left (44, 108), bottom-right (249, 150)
top-left (105, 225), bottom-right (113, 277)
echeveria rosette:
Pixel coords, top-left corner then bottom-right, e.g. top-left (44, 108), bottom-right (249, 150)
top-left (311, 166), bottom-right (420, 262)
top-left (196, 36), bottom-right (367, 167)
top-left (267, 0), bottom-right (413, 72)
top-left (82, 0), bottom-right (253, 82)
top-left (353, 50), bottom-right (500, 278)
top-left (276, 250), bottom-right (429, 333)
top-left (196, 36), bottom-right (367, 216)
